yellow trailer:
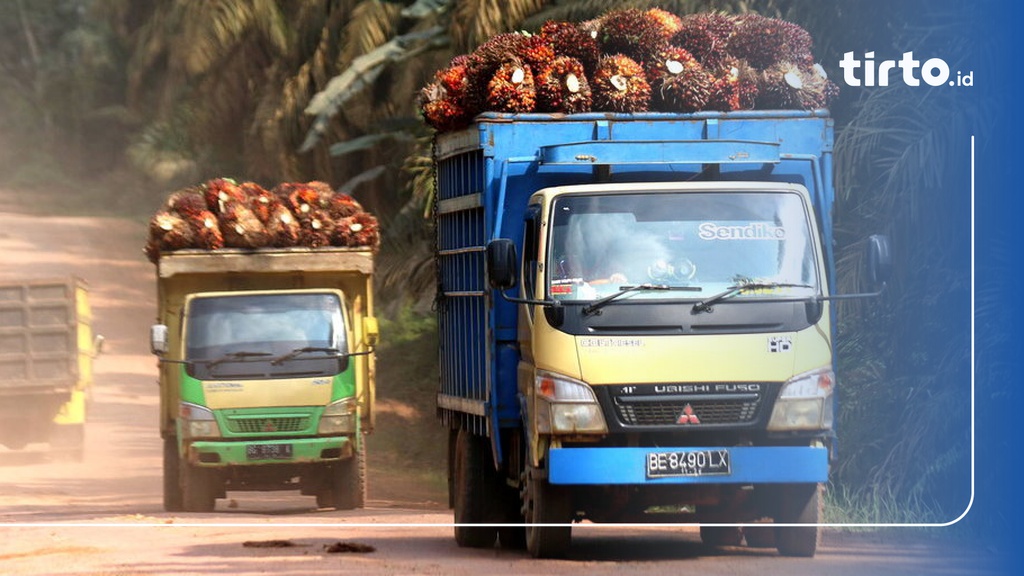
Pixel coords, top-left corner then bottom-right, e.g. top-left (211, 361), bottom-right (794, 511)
top-left (0, 277), bottom-right (100, 460)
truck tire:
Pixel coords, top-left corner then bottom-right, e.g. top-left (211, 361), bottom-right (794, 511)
top-left (453, 429), bottom-right (498, 548)
top-left (523, 466), bottom-right (572, 558)
top-left (163, 437), bottom-right (184, 512)
top-left (182, 462), bottom-right (218, 512)
top-left (332, 437), bottom-right (367, 510)
top-left (774, 483), bottom-right (821, 557)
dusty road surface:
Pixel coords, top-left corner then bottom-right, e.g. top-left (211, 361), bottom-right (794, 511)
top-left (0, 189), bottom-right (1004, 575)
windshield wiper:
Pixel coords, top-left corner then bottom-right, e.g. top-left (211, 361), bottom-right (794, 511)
top-left (202, 351), bottom-right (272, 369)
top-left (692, 282), bottom-right (815, 314)
top-left (583, 284), bottom-right (702, 316)
top-left (270, 346), bottom-right (341, 366)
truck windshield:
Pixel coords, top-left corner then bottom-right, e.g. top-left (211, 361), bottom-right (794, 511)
top-left (547, 191), bottom-right (819, 303)
top-left (184, 293), bottom-right (347, 379)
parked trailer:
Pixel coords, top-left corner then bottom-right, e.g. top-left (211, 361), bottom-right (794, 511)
top-left (0, 277), bottom-right (100, 460)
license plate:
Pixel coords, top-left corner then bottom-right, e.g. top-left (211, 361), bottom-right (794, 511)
top-left (646, 449), bottom-right (731, 478)
top-left (246, 443), bottom-right (293, 460)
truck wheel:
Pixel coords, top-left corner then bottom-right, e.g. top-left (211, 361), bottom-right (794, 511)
top-left (182, 463), bottom-right (218, 512)
top-left (163, 437), bottom-right (184, 512)
top-left (774, 483), bottom-right (821, 557)
top-left (453, 429), bottom-right (498, 548)
top-left (332, 436), bottom-right (367, 510)
top-left (522, 466), bottom-right (572, 558)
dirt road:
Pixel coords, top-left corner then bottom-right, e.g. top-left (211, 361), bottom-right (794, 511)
top-left (0, 192), bottom-right (1003, 574)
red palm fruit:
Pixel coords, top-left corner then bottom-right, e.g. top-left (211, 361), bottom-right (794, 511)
top-left (646, 46), bottom-right (712, 112)
top-left (465, 33), bottom-right (531, 112)
top-left (592, 55), bottom-right (651, 113)
top-left (597, 9), bottom-right (671, 65)
top-left (646, 8), bottom-right (683, 39)
top-left (331, 213), bottom-right (380, 249)
top-left (540, 20), bottom-right (600, 76)
top-left (265, 203), bottom-right (300, 248)
top-left (729, 14), bottom-right (814, 69)
top-left (146, 211), bottom-right (195, 262)
top-left (242, 184), bottom-right (279, 224)
top-left (296, 209), bottom-right (334, 248)
top-left (218, 202), bottom-right (271, 248)
top-left (421, 92), bottom-right (474, 132)
top-left (706, 58), bottom-right (759, 111)
top-left (284, 185), bottom-right (322, 216)
top-left (518, 34), bottom-right (556, 73)
top-left (756, 61), bottom-right (831, 110)
top-left (486, 58), bottom-right (537, 113)
top-left (326, 192), bottom-right (364, 220)
top-left (536, 56), bottom-right (592, 114)
top-left (202, 178), bottom-right (245, 215)
top-left (672, 13), bottom-right (737, 69)
top-left (165, 190), bottom-right (207, 218)
top-left (187, 210), bottom-right (224, 250)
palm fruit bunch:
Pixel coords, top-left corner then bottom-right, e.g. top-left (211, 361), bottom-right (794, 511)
top-left (592, 54), bottom-right (651, 113)
top-left (144, 178), bottom-right (380, 262)
top-left (756, 62), bottom-right (839, 110)
top-left (536, 56), bottom-right (592, 114)
top-left (418, 9), bottom-right (838, 133)
top-left (539, 21), bottom-right (600, 77)
top-left (728, 14), bottom-right (814, 69)
top-left (706, 58), bottom-right (760, 111)
top-left (463, 33), bottom-right (533, 113)
top-left (597, 8), bottom-right (674, 65)
top-left (485, 58), bottom-right (537, 113)
top-left (419, 55), bottom-right (473, 132)
top-left (646, 46), bottom-right (714, 112)
top-left (672, 13), bottom-right (737, 70)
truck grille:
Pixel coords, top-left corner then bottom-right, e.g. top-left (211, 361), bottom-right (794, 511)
top-left (225, 416), bottom-right (311, 434)
top-left (615, 397), bottom-right (760, 426)
top-left (606, 383), bottom-right (771, 428)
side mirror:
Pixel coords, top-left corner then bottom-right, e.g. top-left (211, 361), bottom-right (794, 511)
top-left (362, 316), bottom-right (380, 348)
top-left (92, 334), bottom-right (106, 358)
top-left (486, 239), bottom-right (518, 290)
top-left (150, 324), bottom-right (169, 356)
top-left (865, 234), bottom-right (892, 288)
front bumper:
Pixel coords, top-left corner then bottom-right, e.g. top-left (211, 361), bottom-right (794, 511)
top-left (186, 436), bottom-right (354, 466)
top-left (548, 445), bottom-right (828, 485)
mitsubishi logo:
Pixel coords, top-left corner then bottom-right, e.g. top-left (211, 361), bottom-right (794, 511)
top-left (262, 420), bottom-right (277, 433)
top-left (677, 404), bottom-right (701, 425)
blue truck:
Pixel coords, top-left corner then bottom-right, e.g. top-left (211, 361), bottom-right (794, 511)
top-left (433, 111), bottom-right (889, 558)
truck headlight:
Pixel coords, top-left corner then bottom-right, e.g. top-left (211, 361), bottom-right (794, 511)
top-left (318, 397), bottom-right (357, 435)
top-left (767, 368), bottom-right (834, 431)
top-left (179, 402), bottom-right (221, 439)
top-left (535, 371), bottom-right (607, 434)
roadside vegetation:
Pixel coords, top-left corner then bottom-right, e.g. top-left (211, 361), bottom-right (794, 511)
top-left (0, 0), bottom-right (994, 535)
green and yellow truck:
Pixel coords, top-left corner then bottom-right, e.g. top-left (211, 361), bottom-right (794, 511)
top-left (150, 247), bottom-right (378, 512)
top-left (0, 277), bottom-right (100, 460)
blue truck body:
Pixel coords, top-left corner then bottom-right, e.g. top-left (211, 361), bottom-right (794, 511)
top-left (434, 110), bottom-right (840, 557)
